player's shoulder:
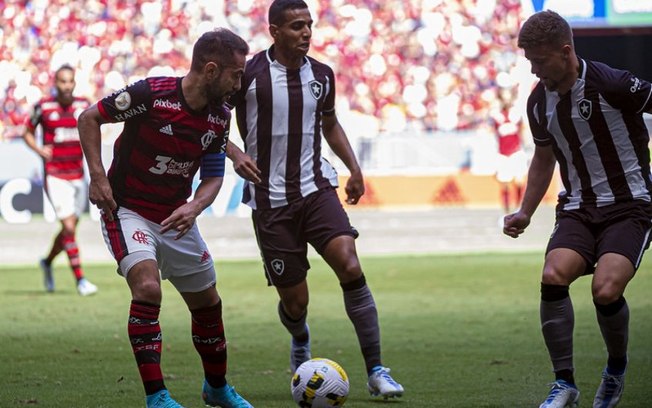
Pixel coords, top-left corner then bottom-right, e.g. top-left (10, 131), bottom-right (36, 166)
top-left (526, 82), bottom-right (546, 104)
top-left (244, 50), bottom-right (271, 74)
top-left (583, 58), bottom-right (633, 89)
top-left (37, 95), bottom-right (58, 110)
top-left (72, 96), bottom-right (91, 108)
top-left (146, 76), bottom-right (180, 92)
top-left (584, 58), bottom-right (621, 76)
top-left (306, 55), bottom-right (333, 73)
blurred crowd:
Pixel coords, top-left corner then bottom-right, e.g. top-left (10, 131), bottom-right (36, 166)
top-left (1, 0), bottom-right (530, 141)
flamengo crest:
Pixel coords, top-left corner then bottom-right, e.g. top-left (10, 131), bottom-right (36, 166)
top-left (578, 98), bottom-right (592, 121)
top-left (309, 80), bottom-right (323, 100)
top-left (201, 130), bottom-right (216, 150)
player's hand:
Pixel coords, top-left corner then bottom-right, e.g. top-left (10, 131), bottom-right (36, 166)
top-left (160, 204), bottom-right (198, 240)
top-left (503, 211), bottom-right (531, 238)
top-left (40, 146), bottom-right (53, 161)
top-left (232, 150), bottom-right (262, 184)
top-left (89, 176), bottom-right (117, 221)
top-left (344, 171), bottom-right (364, 205)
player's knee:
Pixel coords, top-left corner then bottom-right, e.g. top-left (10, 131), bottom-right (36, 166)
top-left (541, 264), bottom-right (580, 286)
top-left (336, 258), bottom-right (362, 281)
top-left (541, 264), bottom-right (569, 285)
top-left (592, 281), bottom-right (623, 305)
top-left (131, 280), bottom-right (163, 304)
top-left (61, 226), bottom-right (76, 238)
top-left (283, 301), bottom-right (308, 320)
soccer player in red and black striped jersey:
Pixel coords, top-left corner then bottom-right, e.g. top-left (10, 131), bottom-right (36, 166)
top-left (504, 10), bottom-right (652, 408)
top-left (227, 0), bottom-right (404, 399)
top-left (22, 64), bottom-right (98, 296)
top-left (78, 29), bottom-right (252, 408)
top-left (491, 88), bottom-right (528, 214)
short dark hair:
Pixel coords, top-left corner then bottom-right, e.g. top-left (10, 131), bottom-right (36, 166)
top-left (268, 0), bottom-right (308, 26)
top-left (518, 10), bottom-right (574, 50)
top-left (55, 64), bottom-right (75, 79)
top-left (190, 28), bottom-right (249, 72)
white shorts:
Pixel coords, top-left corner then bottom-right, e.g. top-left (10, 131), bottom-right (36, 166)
top-left (496, 150), bottom-right (528, 184)
top-left (44, 175), bottom-right (87, 219)
top-left (101, 207), bottom-right (216, 293)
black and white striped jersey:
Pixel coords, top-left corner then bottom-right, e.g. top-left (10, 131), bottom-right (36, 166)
top-left (527, 58), bottom-right (652, 210)
top-left (229, 46), bottom-right (339, 210)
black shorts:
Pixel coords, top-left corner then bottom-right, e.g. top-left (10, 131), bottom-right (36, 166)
top-left (252, 187), bottom-right (358, 288)
top-left (546, 201), bottom-right (652, 272)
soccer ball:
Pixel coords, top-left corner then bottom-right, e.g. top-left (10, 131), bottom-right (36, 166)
top-left (291, 358), bottom-right (349, 407)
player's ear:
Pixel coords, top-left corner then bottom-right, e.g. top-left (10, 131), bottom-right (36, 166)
top-left (204, 61), bottom-right (219, 78)
top-left (269, 25), bottom-right (278, 39)
top-left (561, 44), bottom-right (572, 60)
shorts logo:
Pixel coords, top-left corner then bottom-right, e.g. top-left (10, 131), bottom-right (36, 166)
top-left (309, 80), bottom-right (323, 100)
top-left (578, 99), bottom-right (592, 121)
top-left (115, 91), bottom-right (132, 111)
top-left (270, 259), bottom-right (285, 275)
top-left (132, 229), bottom-right (149, 244)
top-left (200, 250), bottom-right (211, 263)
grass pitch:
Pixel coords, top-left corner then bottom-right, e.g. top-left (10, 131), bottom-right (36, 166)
top-left (1, 253), bottom-right (651, 407)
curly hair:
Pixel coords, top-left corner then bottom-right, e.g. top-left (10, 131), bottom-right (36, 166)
top-left (518, 10), bottom-right (574, 50)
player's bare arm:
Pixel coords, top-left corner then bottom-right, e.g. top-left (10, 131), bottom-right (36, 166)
top-left (22, 128), bottom-right (53, 161)
top-left (161, 176), bottom-right (223, 240)
top-left (77, 103), bottom-right (117, 220)
top-left (226, 140), bottom-right (262, 184)
top-left (503, 144), bottom-right (556, 238)
top-left (321, 114), bottom-right (364, 204)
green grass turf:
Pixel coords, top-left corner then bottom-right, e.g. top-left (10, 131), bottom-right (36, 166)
top-left (1, 253), bottom-right (651, 407)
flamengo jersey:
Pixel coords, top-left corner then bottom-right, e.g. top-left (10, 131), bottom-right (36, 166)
top-left (26, 96), bottom-right (90, 180)
top-left (98, 77), bottom-right (230, 224)
top-left (230, 47), bottom-right (339, 210)
top-left (527, 58), bottom-right (652, 210)
top-left (492, 108), bottom-right (522, 157)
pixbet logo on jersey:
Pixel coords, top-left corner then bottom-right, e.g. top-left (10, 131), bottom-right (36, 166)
top-left (207, 114), bottom-right (227, 127)
top-left (153, 99), bottom-right (182, 111)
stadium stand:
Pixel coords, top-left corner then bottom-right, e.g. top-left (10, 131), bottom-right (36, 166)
top-left (1, 0), bottom-right (527, 142)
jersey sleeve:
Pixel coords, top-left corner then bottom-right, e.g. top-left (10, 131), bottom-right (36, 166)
top-left (526, 84), bottom-right (551, 147)
top-left (322, 67), bottom-right (336, 116)
top-left (98, 79), bottom-right (151, 122)
top-left (207, 108), bottom-right (231, 155)
top-left (200, 111), bottom-right (230, 179)
top-left (24, 102), bottom-right (42, 132)
top-left (597, 62), bottom-right (652, 113)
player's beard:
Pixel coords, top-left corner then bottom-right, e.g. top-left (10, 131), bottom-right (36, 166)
top-left (57, 90), bottom-right (74, 106)
top-left (211, 91), bottom-right (226, 105)
top-left (206, 80), bottom-right (227, 106)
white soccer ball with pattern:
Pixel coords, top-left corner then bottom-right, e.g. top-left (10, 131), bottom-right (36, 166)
top-left (291, 358), bottom-right (349, 407)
